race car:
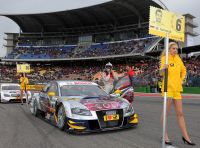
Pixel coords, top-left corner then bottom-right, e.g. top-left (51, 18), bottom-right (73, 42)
top-left (30, 80), bottom-right (138, 133)
top-left (0, 83), bottom-right (31, 103)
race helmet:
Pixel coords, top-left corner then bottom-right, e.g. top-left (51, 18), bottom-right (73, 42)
top-left (105, 62), bottom-right (113, 68)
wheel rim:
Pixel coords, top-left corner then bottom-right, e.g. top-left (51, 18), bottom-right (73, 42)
top-left (57, 106), bottom-right (65, 128)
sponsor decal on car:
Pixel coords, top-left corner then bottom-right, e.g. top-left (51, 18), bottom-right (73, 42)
top-left (63, 98), bottom-right (80, 101)
top-left (59, 81), bottom-right (97, 86)
top-left (80, 98), bottom-right (124, 111)
top-left (74, 82), bottom-right (96, 85)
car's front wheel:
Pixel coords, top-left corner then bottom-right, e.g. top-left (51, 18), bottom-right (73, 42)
top-left (57, 105), bottom-right (67, 131)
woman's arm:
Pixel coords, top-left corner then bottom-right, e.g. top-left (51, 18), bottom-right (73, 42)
top-left (159, 56), bottom-right (168, 76)
top-left (111, 70), bottom-right (118, 81)
top-left (20, 77), bottom-right (23, 83)
top-left (25, 78), bottom-right (29, 84)
top-left (180, 60), bottom-right (186, 81)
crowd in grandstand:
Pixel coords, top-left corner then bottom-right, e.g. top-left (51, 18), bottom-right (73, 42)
top-left (184, 56), bottom-right (200, 87)
top-left (74, 38), bottom-right (156, 58)
top-left (6, 46), bottom-right (75, 59)
top-left (1, 30), bottom-right (200, 87)
top-left (5, 37), bottom-right (158, 59)
top-left (0, 59), bottom-right (156, 84)
top-left (1, 57), bottom-right (200, 87)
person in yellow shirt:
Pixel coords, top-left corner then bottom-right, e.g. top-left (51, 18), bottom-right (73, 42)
top-left (160, 42), bottom-right (195, 146)
top-left (157, 78), bottom-right (162, 93)
top-left (19, 73), bottom-right (29, 105)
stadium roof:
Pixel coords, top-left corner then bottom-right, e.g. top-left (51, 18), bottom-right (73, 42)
top-left (182, 45), bottom-right (200, 54)
top-left (1, 0), bottom-right (163, 33)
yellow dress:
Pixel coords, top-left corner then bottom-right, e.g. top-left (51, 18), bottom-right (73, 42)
top-left (160, 54), bottom-right (186, 99)
top-left (20, 77), bottom-right (29, 90)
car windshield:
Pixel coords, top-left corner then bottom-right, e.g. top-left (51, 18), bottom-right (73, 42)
top-left (2, 85), bottom-right (20, 90)
top-left (60, 85), bottom-right (108, 97)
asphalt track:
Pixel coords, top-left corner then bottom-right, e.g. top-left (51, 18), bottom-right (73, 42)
top-left (0, 93), bottom-right (200, 148)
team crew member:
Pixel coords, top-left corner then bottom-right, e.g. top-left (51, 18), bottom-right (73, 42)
top-left (101, 62), bottom-right (118, 93)
top-left (157, 78), bottom-right (162, 93)
top-left (19, 73), bottom-right (29, 105)
top-left (126, 65), bottom-right (135, 87)
top-left (160, 42), bottom-right (195, 146)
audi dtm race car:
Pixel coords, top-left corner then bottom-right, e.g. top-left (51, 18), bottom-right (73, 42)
top-left (0, 83), bottom-right (31, 103)
top-left (30, 79), bottom-right (138, 133)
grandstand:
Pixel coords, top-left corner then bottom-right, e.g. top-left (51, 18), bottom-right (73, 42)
top-left (4, 36), bottom-right (159, 60)
top-left (2, 0), bottom-right (164, 61)
top-left (0, 0), bottom-right (200, 91)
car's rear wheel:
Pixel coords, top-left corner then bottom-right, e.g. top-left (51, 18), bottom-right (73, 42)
top-left (57, 105), bottom-right (67, 131)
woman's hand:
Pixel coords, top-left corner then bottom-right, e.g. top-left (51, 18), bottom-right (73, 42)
top-left (162, 64), bottom-right (168, 70)
top-left (160, 64), bottom-right (168, 76)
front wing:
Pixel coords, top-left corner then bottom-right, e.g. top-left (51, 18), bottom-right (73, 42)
top-left (66, 113), bottom-right (138, 133)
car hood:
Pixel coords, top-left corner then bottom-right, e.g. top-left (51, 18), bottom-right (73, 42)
top-left (61, 96), bottom-right (129, 111)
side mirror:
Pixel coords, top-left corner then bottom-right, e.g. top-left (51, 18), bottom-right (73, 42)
top-left (48, 92), bottom-right (55, 97)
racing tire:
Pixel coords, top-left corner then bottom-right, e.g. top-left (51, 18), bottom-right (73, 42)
top-left (57, 105), bottom-right (67, 131)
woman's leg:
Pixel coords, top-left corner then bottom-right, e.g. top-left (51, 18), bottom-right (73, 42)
top-left (161, 98), bottom-right (172, 141)
top-left (20, 90), bottom-right (24, 104)
top-left (173, 99), bottom-right (192, 142)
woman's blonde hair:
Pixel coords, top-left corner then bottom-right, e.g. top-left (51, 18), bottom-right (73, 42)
top-left (160, 42), bottom-right (178, 57)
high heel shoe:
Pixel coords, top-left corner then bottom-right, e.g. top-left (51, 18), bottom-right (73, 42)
top-left (161, 137), bottom-right (172, 145)
top-left (182, 137), bottom-right (196, 146)
top-left (165, 141), bottom-right (172, 145)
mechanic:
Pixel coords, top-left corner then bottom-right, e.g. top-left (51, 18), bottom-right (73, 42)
top-left (101, 62), bottom-right (118, 94)
top-left (19, 73), bottom-right (29, 105)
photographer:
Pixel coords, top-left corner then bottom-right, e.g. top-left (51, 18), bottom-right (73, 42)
top-left (101, 62), bottom-right (118, 94)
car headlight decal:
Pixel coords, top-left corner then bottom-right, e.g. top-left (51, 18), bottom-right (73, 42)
top-left (71, 108), bottom-right (92, 116)
top-left (4, 94), bottom-right (10, 97)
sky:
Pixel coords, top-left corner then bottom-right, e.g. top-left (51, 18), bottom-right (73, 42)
top-left (0, 0), bottom-right (199, 57)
